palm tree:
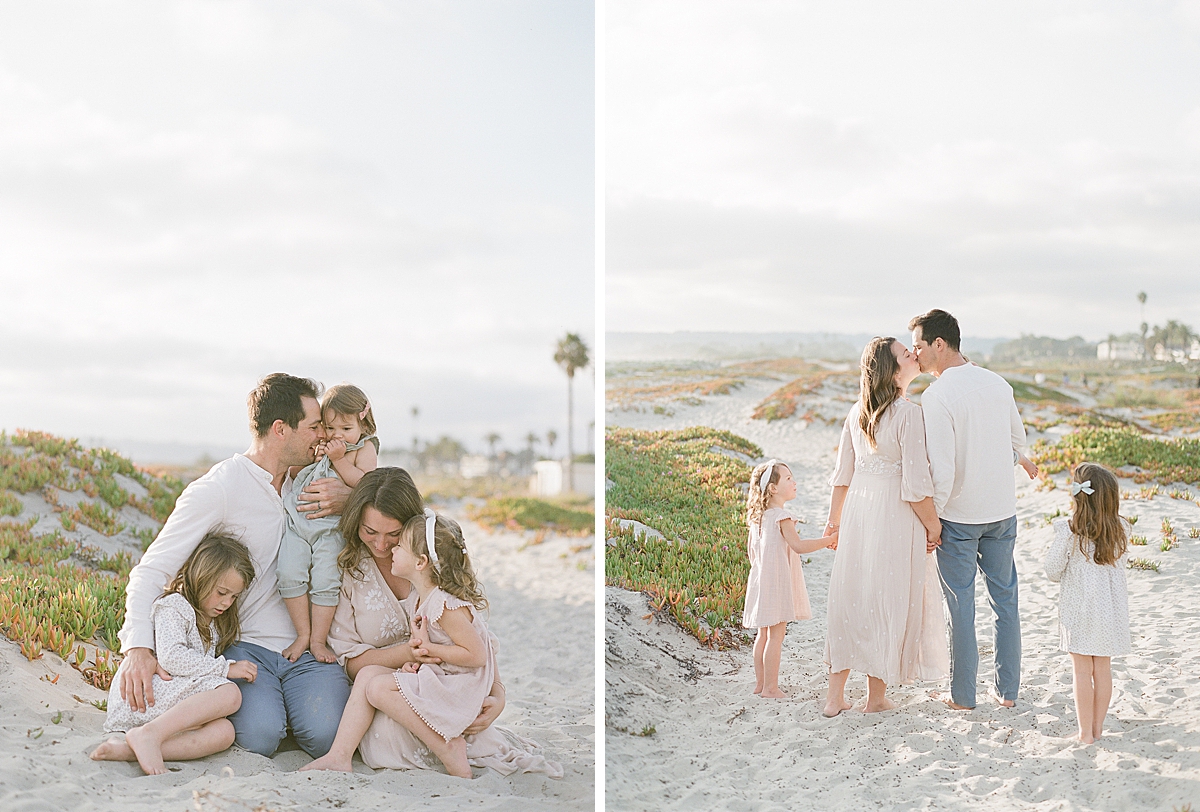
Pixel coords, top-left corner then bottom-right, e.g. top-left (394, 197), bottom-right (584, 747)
top-left (411, 406), bottom-right (420, 454)
top-left (546, 429), bottom-right (558, 459)
top-left (554, 332), bottom-right (590, 491)
top-left (485, 432), bottom-right (501, 459)
top-left (525, 432), bottom-right (540, 472)
top-left (1138, 291), bottom-right (1149, 360)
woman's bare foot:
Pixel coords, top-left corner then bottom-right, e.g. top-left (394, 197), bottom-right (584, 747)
top-left (300, 752), bottom-right (353, 772)
top-left (124, 725), bottom-right (167, 775)
top-left (433, 736), bottom-right (472, 778)
top-left (90, 737), bottom-right (135, 762)
top-left (822, 699), bottom-right (853, 718)
top-left (309, 640), bottom-right (338, 664)
top-left (1077, 731), bottom-right (1095, 745)
top-left (863, 696), bottom-right (896, 713)
top-left (760, 687), bottom-right (789, 699)
top-left (282, 636), bottom-right (309, 663)
top-left (753, 683), bottom-right (763, 695)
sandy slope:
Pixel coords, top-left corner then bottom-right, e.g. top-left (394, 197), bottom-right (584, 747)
top-left (606, 386), bottom-right (1200, 812)
top-left (0, 501), bottom-right (594, 812)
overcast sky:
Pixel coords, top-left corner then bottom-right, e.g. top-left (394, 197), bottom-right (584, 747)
top-left (0, 1), bottom-right (594, 460)
top-left (607, 1), bottom-right (1200, 341)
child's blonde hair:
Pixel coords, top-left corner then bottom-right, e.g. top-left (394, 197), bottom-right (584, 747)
top-left (164, 532), bottom-right (255, 654)
top-left (321, 383), bottom-right (379, 450)
top-left (1068, 462), bottom-right (1127, 566)
top-left (402, 513), bottom-right (488, 611)
top-left (746, 461), bottom-right (786, 528)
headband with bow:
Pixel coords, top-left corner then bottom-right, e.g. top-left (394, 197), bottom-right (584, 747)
top-left (423, 507), bottom-right (439, 565)
top-left (759, 460), bottom-right (778, 492)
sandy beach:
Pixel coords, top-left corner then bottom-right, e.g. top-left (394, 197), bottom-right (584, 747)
top-left (0, 488), bottom-right (594, 812)
top-left (605, 367), bottom-right (1200, 811)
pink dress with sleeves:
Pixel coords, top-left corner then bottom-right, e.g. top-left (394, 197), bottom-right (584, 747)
top-left (823, 399), bottom-right (949, 684)
top-left (741, 507), bottom-right (812, 628)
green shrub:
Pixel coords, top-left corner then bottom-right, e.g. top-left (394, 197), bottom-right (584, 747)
top-left (467, 497), bottom-right (594, 535)
top-left (1030, 428), bottom-right (1200, 486)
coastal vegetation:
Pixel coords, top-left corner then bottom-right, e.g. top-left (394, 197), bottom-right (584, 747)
top-left (467, 496), bottom-right (594, 536)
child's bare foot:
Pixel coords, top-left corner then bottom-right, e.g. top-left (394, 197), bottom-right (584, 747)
top-left (753, 683), bottom-right (763, 695)
top-left (90, 737), bottom-right (135, 762)
top-left (124, 725), bottom-right (167, 775)
top-left (300, 752), bottom-right (353, 772)
top-left (822, 699), bottom-right (853, 718)
top-left (309, 640), bottom-right (338, 664)
top-left (863, 696), bottom-right (896, 713)
top-left (434, 736), bottom-right (472, 778)
top-left (760, 687), bottom-right (789, 699)
top-left (1077, 732), bottom-right (1095, 745)
top-left (282, 636), bottom-right (309, 663)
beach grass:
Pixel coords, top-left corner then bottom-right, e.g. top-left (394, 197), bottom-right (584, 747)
top-left (0, 430), bottom-right (187, 687)
top-left (1030, 427), bottom-right (1200, 486)
top-left (751, 370), bottom-right (846, 422)
top-left (605, 426), bottom-right (762, 647)
top-left (467, 497), bottom-right (594, 536)
top-left (1006, 379), bottom-right (1077, 404)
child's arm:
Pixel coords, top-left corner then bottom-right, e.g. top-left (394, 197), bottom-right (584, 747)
top-left (1013, 449), bottom-right (1039, 480)
top-left (421, 607), bottom-right (487, 669)
top-left (328, 441), bottom-right (377, 487)
top-left (1044, 519), bottom-right (1071, 582)
top-left (780, 517), bottom-right (836, 555)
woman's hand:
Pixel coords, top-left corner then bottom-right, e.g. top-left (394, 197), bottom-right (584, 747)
top-left (296, 477), bottom-right (352, 520)
top-left (227, 660), bottom-right (258, 682)
top-left (464, 691), bottom-right (505, 735)
top-left (925, 521), bottom-right (942, 553)
top-left (825, 530), bottom-right (839, 551)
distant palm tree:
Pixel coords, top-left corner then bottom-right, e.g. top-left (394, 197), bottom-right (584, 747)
top-left (554, 332), bottom-right (590, 491)
top-left (525, 432), bottom-right (540, 470)
top-left (411, 406), bottom-right (420, 454)
top-left (485, 432), bottom-right (501, 459)
top-left (546, 429), bottom-right (558, 459)
top-left (1138, 291), bottom-right (1149, 360)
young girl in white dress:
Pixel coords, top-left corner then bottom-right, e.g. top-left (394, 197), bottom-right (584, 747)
top-left (1045, 462), bottom-right (1131, 744)
top-left (91, 533), bottom-right (259, 774)
top-left (743, 460), bottom-right (837, 698)
top-left (303, 510), bottom-right (492, 778)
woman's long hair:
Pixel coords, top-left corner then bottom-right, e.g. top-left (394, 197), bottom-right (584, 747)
top-left (402, 514), bottom-right (488, 611)
top-left (164, 532), bottom-right (255, 655)
top-left (1068, 462), bottom-right (1127, 565)
top-left (746, 461), bottom-right (785, 529)
top-left (337, 467), bottom-right (425, 578)
top-left (858, 336), bottom-right (901, 450)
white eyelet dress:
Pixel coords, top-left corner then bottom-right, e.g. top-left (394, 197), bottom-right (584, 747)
top-left (1044, 518), bottom-right (1131, 656)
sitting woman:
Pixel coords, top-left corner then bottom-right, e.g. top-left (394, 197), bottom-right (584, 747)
top-left (321, 467), bottom-right (561, 777)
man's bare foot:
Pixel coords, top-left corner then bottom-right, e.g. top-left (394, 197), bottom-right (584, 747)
top-left (124, 725), bottom-right (167, 775)
top-left (760, 687), bottom-right (789, 699)
top-left (928, 690), bottom-right (973, 710)
top-left (822, 699), bottom-right (853, 718)
top-left (90, 737), bottom-right (135, 762)
top-left (997, 698), bottom-right (1015, 708)
top-left (434, 736), bottom-right (472, 779)
top-left (300, 752), bottom-right (353, 772)
top-left (309, 640), bottom-right (338, 664)
top-left (863, 696), bottom-right (896, 713)
top-left (282, 636), bottom-right (309, 663)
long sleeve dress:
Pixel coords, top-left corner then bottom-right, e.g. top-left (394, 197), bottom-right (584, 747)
top-left (104, 592), bottom-right (232, 732)
top-left (823, 399), bottom-right (949, 685)
top-left (1045, 518), bottom-right (1131, 656)
top-left (742, 507), bottom-right (812, 628)
top-left (326, 557), bottom-right (562, 777)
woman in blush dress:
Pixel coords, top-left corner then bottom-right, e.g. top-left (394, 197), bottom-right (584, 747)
top-left (322, 467), bottom-right (560, 777)
top-left (822, 337), bottom-right (949, 717)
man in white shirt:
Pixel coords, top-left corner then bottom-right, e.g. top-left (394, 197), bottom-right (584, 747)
top-left (117, 373), bottom-right (354, 757)
top-left (911, 309), bottom-right (1026, 711)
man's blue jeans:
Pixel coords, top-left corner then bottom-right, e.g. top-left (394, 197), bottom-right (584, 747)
top-left (223, 641), bottom-right (351, 757)
top-left (935, 516), bottom-right (1021, 708)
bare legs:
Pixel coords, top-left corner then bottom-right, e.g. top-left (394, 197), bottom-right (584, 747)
top-left (90, 683), bottom-right (241, 775)
top-left (283, 595), bottom-right (312, 662)
top-left (302, 665), bottom-right (471, 778)
top-left (864, 676), bottom-right (895, 713)
top-left (824, 671), bottom-right (894, 716)
top-left (309, 603), bottom-right (338, 663)
top-left (1071, 653), bottom-right (1112, 743)
top-left (754, 623), bottom-right (789, 698)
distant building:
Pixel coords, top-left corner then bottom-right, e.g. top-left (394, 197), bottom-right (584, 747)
top-left (459, 455), bottom-right (491, 479)
top-left (530, 459), bottom-right (596, 497)
top-left (1153, 339), bottom-right (1200, 363)
top-left (1096, 341), bottom-right (1143, 361)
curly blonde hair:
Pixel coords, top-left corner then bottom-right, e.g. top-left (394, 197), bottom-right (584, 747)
top-left (746, 461), bottom-right (787, 528)
top-left (401, 513), bottom-right (488, 611)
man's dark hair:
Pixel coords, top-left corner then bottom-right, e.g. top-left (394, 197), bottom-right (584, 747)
top-left (247, 374), bottom-right (322, 438)
top-left (908, 309), bottom-right (961, 352)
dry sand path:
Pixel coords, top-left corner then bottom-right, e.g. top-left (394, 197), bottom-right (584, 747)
top-left (606, 388), bottom-right (1200, 811)
top-left (0, 502), bottom-right (594, 812)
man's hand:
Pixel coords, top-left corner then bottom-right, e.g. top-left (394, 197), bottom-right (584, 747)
top-left (296, 477), bottom-right (352, 520)
top-left (925, 523), bottom-right (942, 553)
top-left (464, 692), bottom-right (504, 736)
top-left (119, 647), bottom-right (172, 713)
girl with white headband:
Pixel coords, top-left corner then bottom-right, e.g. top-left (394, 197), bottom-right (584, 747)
top-left (1044, 462), bottom-right (1131, 744)
top-left (306, 508), bottom-right (493, 778)
top-left (743, 460), bottom-right (838, 698)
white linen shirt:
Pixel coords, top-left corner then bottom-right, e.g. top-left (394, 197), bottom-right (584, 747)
top-left (921, 363), bottom-right (1027, 524)
top-left (118, 454), bottom-right (296, 654)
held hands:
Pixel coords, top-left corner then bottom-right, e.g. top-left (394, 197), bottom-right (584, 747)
top-left (325, 438), bottom-right (347, 462)
top-left (824, 530), bottom-right (839, 551)
top-left (1018, 454), bottom-right (1039, 480)
top-left (227, 660), bottom-right (258, 682)
top-left (925, 522), bottom-right (942, 553)
top-left (119, 647), bottom-right (172, 714)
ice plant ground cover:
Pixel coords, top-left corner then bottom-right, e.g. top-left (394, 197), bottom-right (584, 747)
top-left (466, 496), bottom-right (594, 536)
top-left (0, 431), bottom-right (185, 690)
top-left (605, 426), bottom-right (762, 648)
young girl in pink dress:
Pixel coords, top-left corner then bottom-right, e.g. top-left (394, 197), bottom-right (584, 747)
top-left (303, 509), bottom-right (492, 778)
top-left (743, 460), bottom-right (838, 698)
